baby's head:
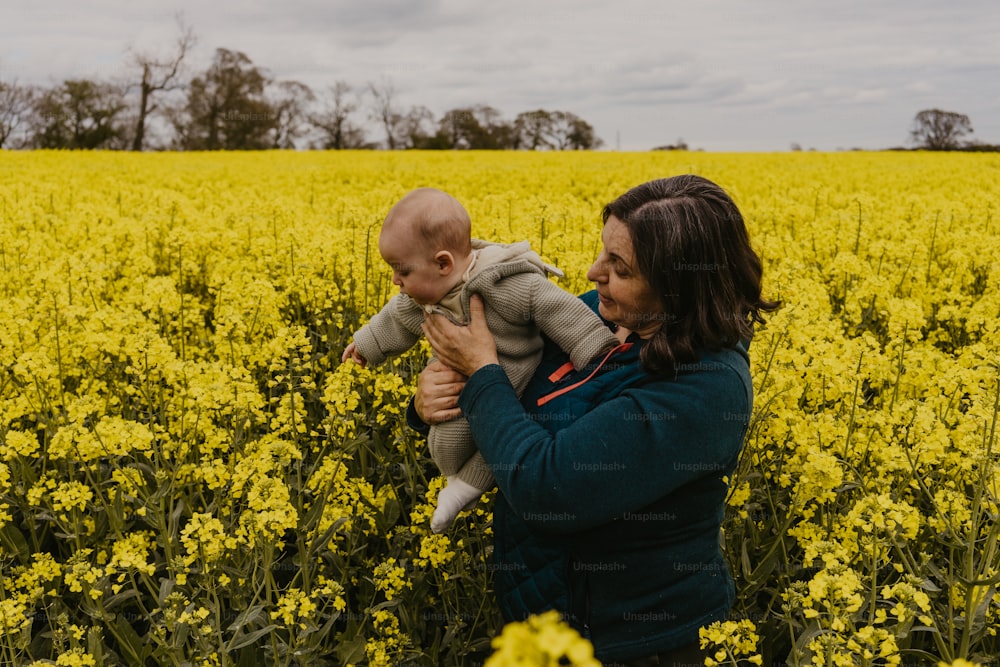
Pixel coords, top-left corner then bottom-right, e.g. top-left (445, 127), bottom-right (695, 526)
top-left (378, 188), bottom-right (473, 306)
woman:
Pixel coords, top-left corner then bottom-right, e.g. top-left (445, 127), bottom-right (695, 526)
top-left (415, 175), bottom-right (779, 666)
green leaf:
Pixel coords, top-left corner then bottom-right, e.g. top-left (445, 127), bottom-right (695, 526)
top-left (334, 633), bottom-right (366, 665)
top-left (113, 614), bottom-right (152, 665)
top-left (371, 598), bottom-right (401, 612)
top-left (226, 604), bottom-right (266, 634)
top-left (104, 587), bottom-right (142, 610)
top-left (228, 624), bottom-right (278, 651)
top-left (87, 626), bottom-right (105, 664)
top-left (157, 577), bottom-right (175, 605)
top-left (0, 523), bottom-right (30, 562)
top-left (380, 496), bottom-right (401, 528)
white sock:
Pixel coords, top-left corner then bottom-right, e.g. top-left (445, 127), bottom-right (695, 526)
top-left (431, 477), bottom-right (482, 533)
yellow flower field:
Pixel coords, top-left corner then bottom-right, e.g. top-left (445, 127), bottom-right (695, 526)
top-left (0, 150), bottom-right (998, 666)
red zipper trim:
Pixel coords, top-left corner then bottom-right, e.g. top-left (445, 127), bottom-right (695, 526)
top-left (536, 342), bottom-right (633, 407)
top-left (547, 362), bottom-right (575, 383)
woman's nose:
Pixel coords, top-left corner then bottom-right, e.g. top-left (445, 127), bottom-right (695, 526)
top-left (586, 258), bottom-right (605, 282)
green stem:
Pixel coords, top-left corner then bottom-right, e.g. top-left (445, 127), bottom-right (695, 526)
top-left (209, 585), bottom-right (230, 667)
top-left (958, 375), bottom-right (1000, 658)
top-left (889, 324), bottom-right (907, 411)
top-left (842, 350), bottom-right (864, 460)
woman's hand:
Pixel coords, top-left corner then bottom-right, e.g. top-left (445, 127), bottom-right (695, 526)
top-left (422, 294), bottom-right (500, 377)
top-left (414, 360), bottom-right (466, 424)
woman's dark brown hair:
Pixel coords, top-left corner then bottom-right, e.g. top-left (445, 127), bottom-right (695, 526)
top-left (602, 174), bottom-right (780, 375)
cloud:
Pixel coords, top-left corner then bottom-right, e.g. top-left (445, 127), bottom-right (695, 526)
top-left (902, 80), bottom-right (935, 95)
top-left (3, 0), bottom-right (999, 150)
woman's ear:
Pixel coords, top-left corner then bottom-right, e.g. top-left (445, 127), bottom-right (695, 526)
top-left (434, 250), bottom-right (456, 275)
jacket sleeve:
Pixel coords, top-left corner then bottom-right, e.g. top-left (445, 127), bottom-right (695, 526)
top-left (485, 273), bottom-right (618, 369)
top-left (351, 294), bottom-right (426, 366)
top-left (459, 360), bottom-right (751, 534)
top-left (527, 276), bottom-right (619, 369)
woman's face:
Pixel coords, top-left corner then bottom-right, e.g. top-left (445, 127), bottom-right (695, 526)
top-left (586, 216), bottom-right (665, 338)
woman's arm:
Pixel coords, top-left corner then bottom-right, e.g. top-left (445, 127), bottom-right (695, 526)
top-left (458, 363), bottom-right (749, 534)
top-left (422, 293), bottom-right (751, 533)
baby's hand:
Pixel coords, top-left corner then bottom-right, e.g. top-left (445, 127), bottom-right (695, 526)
top-left (341, 342), bottom-right (367, 367)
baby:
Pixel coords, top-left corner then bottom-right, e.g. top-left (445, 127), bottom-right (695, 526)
top-left (342, 188), bottom-right (618, 532)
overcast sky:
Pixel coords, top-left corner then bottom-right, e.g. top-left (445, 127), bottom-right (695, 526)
top-left (4, 0), bottom-right (998, 151)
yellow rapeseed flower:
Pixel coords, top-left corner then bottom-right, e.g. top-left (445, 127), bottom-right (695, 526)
top-left (486, 610), bottom-right (600, 667)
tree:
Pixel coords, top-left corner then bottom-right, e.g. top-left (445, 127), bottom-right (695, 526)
top-left (910, 109), bottom-right (973, 151)
top-left (127, 18), bottom-right (195, 151)
top-left (0, 78), bottom-right (34, 148)
top-left (439, 107), bottom-right (483, 149)
top-left (437, 108), bottom-right (473, 149)
top-left (311, 81), bottom-right (368, 149)
top-left (367, 77), bottom-right (404, 149)
top-left (268, 79), bottom-right (314, 149)
top-left (436, 105), bottom-right (513, 149)
top-left (484, 109), bottom-right (516, 149)
top-left (513, 109), bottom-right (553, 150)
top-left (28, 79), bottom-right (128, 149)
top-left (172, 48), bottom-right (275, 150)
top-left (398, 105), bottom-right (436, 149)
top-left (512, 109), bottom-right (601, 150)
top-left (653, 138), bottom-right (689, 151)
top-left (549, 110), bottom-right (602, 150)
top-left (468, 105), bottom-right (512, 148)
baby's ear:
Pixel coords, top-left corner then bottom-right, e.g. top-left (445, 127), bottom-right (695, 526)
top-left (435, 250), bottom-right (456, 274)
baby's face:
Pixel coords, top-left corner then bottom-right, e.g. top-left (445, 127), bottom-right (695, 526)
top-left (378, 228), bottom-right (450, 306)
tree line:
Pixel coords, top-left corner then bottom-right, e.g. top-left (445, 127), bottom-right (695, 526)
top-left (0, 26), bottom-right (602, 152)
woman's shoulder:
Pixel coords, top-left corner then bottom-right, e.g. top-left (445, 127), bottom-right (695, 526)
top-left (630, 343), bottom-right (753, 425)
top-left (643, 342), bottom-right (751, 397)
top-left (676, 341), bottom-right (750, 379)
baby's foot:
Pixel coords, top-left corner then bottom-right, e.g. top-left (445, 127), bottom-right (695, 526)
top-left (431, 477), bottom-right (482, 533)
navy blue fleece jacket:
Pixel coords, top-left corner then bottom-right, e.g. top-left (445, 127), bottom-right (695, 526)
top-left (457, 290), bottom-right (752, 663)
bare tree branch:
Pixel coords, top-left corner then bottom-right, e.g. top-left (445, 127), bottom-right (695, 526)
top-left (0, 78), bottom-right (35, 148)
top-left (368, 77), bottom-right (403, 149)
top-left (128, 15), bottom-right (196, 151)
top-left (268, 79), bottom-right (315, 149)
top-left (311, 81), bottom-right (368, 149)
